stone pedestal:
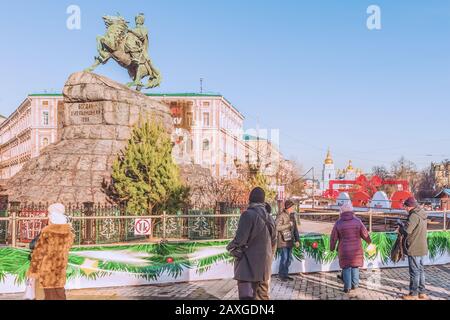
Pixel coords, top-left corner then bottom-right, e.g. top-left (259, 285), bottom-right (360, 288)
top-left (6, 72), bottom-right (173, 203)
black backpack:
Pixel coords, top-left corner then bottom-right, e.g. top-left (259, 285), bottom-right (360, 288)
top-left (28, 233), bottom-right (41, 261)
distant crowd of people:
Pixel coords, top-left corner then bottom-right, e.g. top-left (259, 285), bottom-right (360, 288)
top-left (227, 187), bottom-right (430, 300)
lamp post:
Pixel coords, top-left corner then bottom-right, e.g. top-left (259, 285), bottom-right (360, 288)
top-left (312, 167), bottom-right (316, 209)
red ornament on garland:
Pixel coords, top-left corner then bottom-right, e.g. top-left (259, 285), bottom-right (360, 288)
top-left (166, 257), bottom-right (174, 264)
top-left (311, 242), bottom-right (319, 249)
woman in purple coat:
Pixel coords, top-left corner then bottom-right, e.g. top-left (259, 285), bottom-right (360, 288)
top-left (330, 202), bottom-right (372, 293)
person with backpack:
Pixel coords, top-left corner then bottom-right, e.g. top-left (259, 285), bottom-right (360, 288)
top-left (26, 203), bottom-right (75, 300)
top-left (226, 187), bottom-right (277, 300)
top-left (275, 199), bottom-right (300, 281)
top-left (399, 197), bottom-right (429, 300)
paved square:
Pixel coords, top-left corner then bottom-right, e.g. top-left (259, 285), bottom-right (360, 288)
top-left (1, 264), bottom-right (448, 300)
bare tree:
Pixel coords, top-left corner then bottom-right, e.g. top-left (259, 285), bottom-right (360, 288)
top-left (277, 159), bottom-right (305, 198)
top-left (371, 165), bottom-right (391, 180)
top-left (416, 165), bottom-right (437, 200)
top-left (391, 156), bottom-right (420, 194)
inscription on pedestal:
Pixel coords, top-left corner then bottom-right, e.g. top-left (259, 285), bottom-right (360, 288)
top-left (69, 102), bottom-right (104, 124)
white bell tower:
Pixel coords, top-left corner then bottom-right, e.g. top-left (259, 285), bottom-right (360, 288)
top-left (322, 148), bottom-right (336, 191)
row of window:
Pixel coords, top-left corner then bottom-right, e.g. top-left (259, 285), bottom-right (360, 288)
top-left (0, 112), bottom-right (32, 144)
top-left (0, 109), bottom-right (50, 144)
top-left (170, 101), bottom-right (210, 107)
top-left (0, 138), bottom-right (31, 161)
top-left (184, 112), bottom-right (211, 127)
top-left (1, 135), bottom-right (50, 160)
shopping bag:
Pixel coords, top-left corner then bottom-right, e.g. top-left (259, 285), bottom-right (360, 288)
top-left (23, 278), bottom-right (36, 300)
top-left (366, 243), bottom-right (377, 257)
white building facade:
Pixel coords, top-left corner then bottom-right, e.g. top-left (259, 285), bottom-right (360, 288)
top-left (0, 95), bottom-right (61, 180)
top-left (0, 93), bottom-right (247, 180)
top-left (149, 93), bottom-right (247, 178)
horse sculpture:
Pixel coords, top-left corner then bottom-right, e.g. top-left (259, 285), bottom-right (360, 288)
top-left (85, 14), bottom-right (161, 91)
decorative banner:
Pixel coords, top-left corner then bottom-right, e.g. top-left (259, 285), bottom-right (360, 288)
top-left (134, 219), bottom-right (152, 236)
top-left (0, 232), bottom-right (449, 294)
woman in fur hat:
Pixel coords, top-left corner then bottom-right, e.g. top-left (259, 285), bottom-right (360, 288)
top-left (27, 203), bottom-right (75, 300)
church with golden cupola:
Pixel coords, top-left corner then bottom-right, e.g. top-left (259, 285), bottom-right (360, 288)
top-left (321, 149), bottom-right (336, 191)
top-left (320, 149), bottom-right (364, 191)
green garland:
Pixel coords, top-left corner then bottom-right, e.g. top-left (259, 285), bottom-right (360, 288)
top-left (1, 232), bottom-right (449, 285)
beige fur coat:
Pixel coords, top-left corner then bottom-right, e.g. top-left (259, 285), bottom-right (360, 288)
top-left (27, 224), bottom-right (74, 289)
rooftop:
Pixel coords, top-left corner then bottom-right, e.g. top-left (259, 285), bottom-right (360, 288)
top-left (28, 93), bottom-right (62, 97)
top-left (146, 92), bottom-right (222, 98)
top-left (243, 134), bottom-right (267, 141)
top-left (29, 92), bottom-right (224, 97)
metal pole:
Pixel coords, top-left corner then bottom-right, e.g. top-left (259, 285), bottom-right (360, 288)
top-left (312, 167), bottom-right (315, 209)
top-left (11, 211), bottom-right (16, 248)
top-left (9, 201), bottom-right (20, 248)
top-left (83, 202), bottom-right (95, 245)
top-left (444, 209), bottom-right (447, 231)
top-left (369, 210), bottom-right (373, 233)
top-left (162, 211), bottom-right (167, 241)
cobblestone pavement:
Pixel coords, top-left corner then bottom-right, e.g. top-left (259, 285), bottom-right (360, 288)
top-left (1, 264), bottom-right (448, 300)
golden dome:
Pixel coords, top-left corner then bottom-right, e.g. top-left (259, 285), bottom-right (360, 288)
top-left (346, 160), bottom-right (354, 171)
top-left (324, 149), bottom-right (333, 165)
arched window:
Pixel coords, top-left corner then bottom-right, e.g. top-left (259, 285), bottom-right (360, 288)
top-left (203, 139), bottom-right (210, 151)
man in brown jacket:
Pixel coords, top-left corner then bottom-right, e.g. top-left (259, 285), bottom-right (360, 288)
top-left (27, 203), bottom-right (74, 300)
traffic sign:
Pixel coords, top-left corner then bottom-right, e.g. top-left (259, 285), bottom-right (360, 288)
top-left (134, 219), bottom-right (152, 236)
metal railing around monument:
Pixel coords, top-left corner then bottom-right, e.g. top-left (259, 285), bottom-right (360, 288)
top-left (0, 201), bottom-right (447, 248)
top-left (0, 201), bottom-right (255, 247)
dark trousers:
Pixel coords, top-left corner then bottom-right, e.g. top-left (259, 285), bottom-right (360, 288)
top-left (408, 256), bottom-right (426, 296)
top-left (44, 288), bottom-right (66, 300)
top-left (279, 247), bottom-right (292, 279)
top-left (238, 280), bottom-right (270, 300)
top-left (238, 281), bottom-right (258, 300)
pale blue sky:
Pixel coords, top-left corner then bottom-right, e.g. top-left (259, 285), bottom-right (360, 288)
top-left (0, 0), bottom-right (449, 173)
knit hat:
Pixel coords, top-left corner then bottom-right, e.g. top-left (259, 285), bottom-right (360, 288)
top-left (249, 187), bottom-right (265, 203)
top-left (403, 197), bottom-right (418, 207)
top-left (284, 199), bottom-right (295, 210)
top-left (340, 202), bottom-right (354, 213)
top-left (48, 203), bottom-right (68, 225)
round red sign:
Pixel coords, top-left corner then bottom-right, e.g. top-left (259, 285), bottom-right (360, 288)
top-left (134, 219), bottom-right (151, 235)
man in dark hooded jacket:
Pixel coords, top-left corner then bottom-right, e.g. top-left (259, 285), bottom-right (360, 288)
top-left (399, 197), bottom-right (429, 300)
top-left (227, 187), bottom-right (277, 300)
